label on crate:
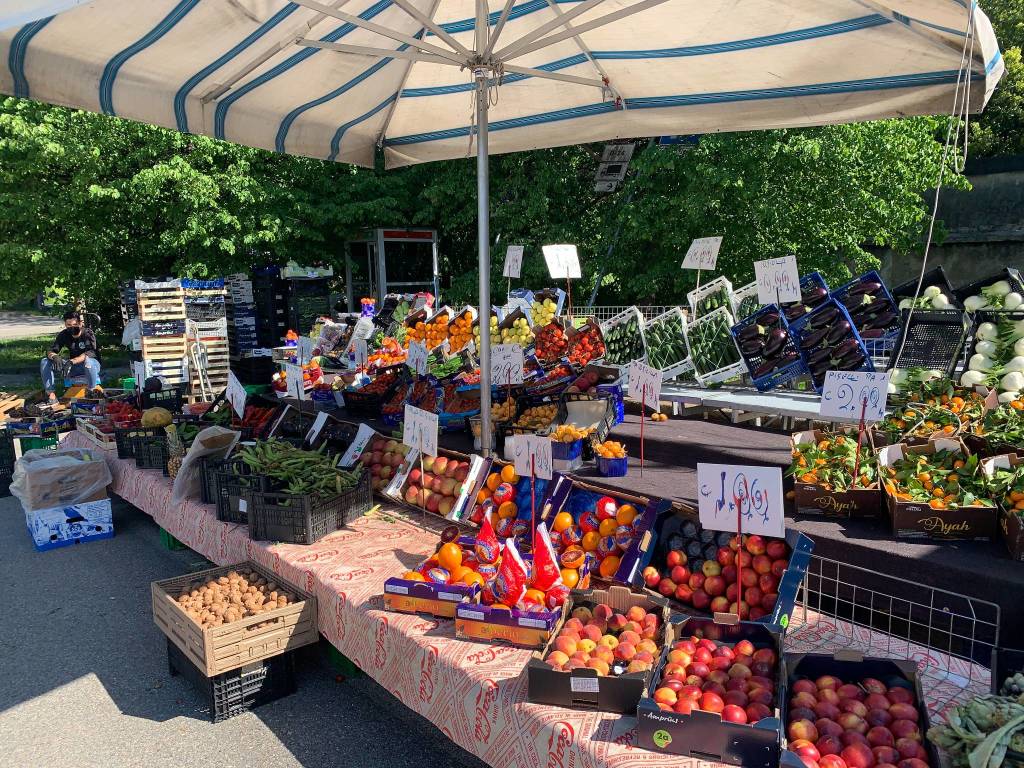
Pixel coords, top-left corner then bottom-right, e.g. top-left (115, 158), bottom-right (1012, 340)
top-left (681, 236), bottom-right (723, 271)
top-left (338, 423), bottom-right (377, 467)
top-left (438, 591), bottom-right (462, 602)
top-left (542, 244), bottom-right (581, 279)
top-left (461, 609), bottom-right (485, 621)
top-left (819, 370), bottom-right (890, 423)
top-left (385, 584), bottom-right (409, 595)
top-left (226, 371), bottom-right (247, 419)
top-left (518, 617), bottom-right (548, 629)
top-left (503, 245), bottom-right (524, 278)
top-left (569, 677), bottom-right (600, 693)
top-left (404, 404), bottom-right (438, 457)
top-left (754, 255), bottom-right (800, 304)
top-left (491, 344), bottom-right (525, 385)
top-left (285, 363), bottom-right (305, 400)
top-left (696, 463), bottom-right (785, 538)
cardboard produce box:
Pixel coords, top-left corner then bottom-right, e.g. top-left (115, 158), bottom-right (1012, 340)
top-left (25, 493), bottom-right (113, 552)
top-left (878, 440), bottom-right (999, 541)
top-left (11, 447), bottom-right (112, 512)
top-left (981, 453), bottom-right (1024, 561)
top-left (790, 430), bottom-right (881, 518)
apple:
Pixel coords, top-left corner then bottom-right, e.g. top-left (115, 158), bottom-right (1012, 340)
top-left (872, 747), bottom-right (899, 765)
top-left (818, 757), bottom-right (848, 768)
top-left (791, 740), bottom-right (821, 764)
top-left (791, 707), bottom-right (818, 724)
top-left (670, 565), bottom-right (690, 585)
top-left (748, 687), bottom-right (773, 706)
top-left (749, 676), bottom-right (774, 692)
top-left (761, 593), bottom-right (779, 612)
top-left (685, 662), bottom-right (710, 679)
top-left (815, 702), bottom-right (841, 721)
top-left (752, 554), bottom-right (773, 575)
top-left (741, 569), bottom-right (758, 588)
top-left (746, 702), bottom-right (772, 723)
top-left (771, 559), bottom-right (788, 578)
top-left (703, 682), bottom-right (727, 699)
top-left (837, 713), bottom-right (868, 734)
top-left (838, 684), bottom-right (865, 701)
top-left (688, 573), bottom-right (705, 591)
top-left (723, 565), bottom-right (738, 583)
top-left (675, 639), bottom-right (697, 655)
top-left (751, 661), bottom-right (773, 680)
top-left (840, 742), bottom-right (874, 768)
top-left (691, 590), bottom-right (711, 611)
top-left (693, 646), bottom-right (713, 664)
top-left (705, 575), bottom-right (726, 597)
top-left (862, 678), bottom-right (887, 695)
top-left (841, 700), bottom-right (869, 718)
top-left (723, 690), bottom-right (749, 708)
top-left (766, 540), bottom-right (787, 559)
top-left (674, 584), bottom-right (694, 603)
top-left (758, 573), bottom-right (779, 594)
top-left (744, 586), bottom-right (764, 608)
top-left (792, 679), bottom-right (817, 695)
top-left (815, 719), bottom-right (844, 738)
top-left (815, 734), bottom-right (843, 756)
top-left (702, 560), bottom-right (722, 577)
top-left (864, 694), bottom-right (890, 712)
top-left (896, 760), bottom-right (928, 768)
top-left (642, 567), bottom-right (661, 588)
top-left (658, 578), bottom-right (677, 597)
top-left (745, 535), bottom-right (767, 555)
top-left (667, 649), bottom-right (692, 667)
top-left (890, 720), bottom-right (919, 741)
top-left (894, 739), bottom-right (920, 760)
top-left (788, 720), bottom-right (819, 743)
top-left (886, 688), bottom-right (914, 705)
top-left (816, 676), bottom-right (842, 691)
top-left (708, 670), bottom-right (730, 686)
top-left (721, 704), bottom-right (748, 724)
top-left (666, 550), bottom-right (687, 568)
top-left (718, 548), bottom-right (735, 567)
top-left (653, 687), bottom-right (677, 706)
top-left (700, 691), bottom-right (725, 714)
top-left (866, 727), bottom-right (895, 748)
top-left (887, 703), bottom-right (918, 723)
top-left (792, 692), bottom-right (819, 710)
top-left (841, 732), bottom-right (869, 748)
top-left (866, 710), bottom-right (893, 729)
top-left (672, 698), bottom-right (695, 715)
top-left (710, 654), bottom-right (731, 671)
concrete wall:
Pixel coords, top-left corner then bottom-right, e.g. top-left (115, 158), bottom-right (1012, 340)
top-left (879, 156), bottom-right (1024, 288)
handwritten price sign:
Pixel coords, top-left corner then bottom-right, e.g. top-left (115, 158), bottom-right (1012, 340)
top-left (491, 344), bottom-right (524, 385)
top-left (754, 255), bottom-right (800, 304)
top-left (628, 360), bottom-right (662, 410)
top-left (407, 340), bottom-right (428, 376)
top-left (226, 371), bottom-right (247, 419)
top-left (681, 236), bottom-right (723, 271)
top-left (503, 245), bottom-right (524, 278)
top-left (285, 362), bottom-right (304, 401)
top-left (819, 371), bottom-right (890, 423)
top-left (352, 338), bottom-right (368, 368)
top-left (403, 404), bottom-right (438, 457)
top-left (542, 244), bottom-right (581, 279)
top-left (511, 434), bottom-right (553, 480)
top-left (697, 463), bottom-right (784, 538)
top-left (297, 336), bottom-right (315, 365)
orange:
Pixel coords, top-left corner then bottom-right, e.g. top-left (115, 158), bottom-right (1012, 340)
top-left (403, 571), bottom-right (426, 581)
top-left (490, 603), bottom-right (511, 611)
top-left (581, 531), bottom-right (601, 552)
top-left (524, 588), bottom-right (546, 605)
top-left (437, 542), bottom-right (463, 571)
top-left (498, 501), bottom-right (518, 519)
top-left (559, 545), bottom-right (586, 569)
top-left (476, 488), bottom-right (492, 504)
top-left (616, 504), bottom-right (638, 526)
top-left (462, 571), bottom-right (485, 588)
top-left (486, 473), bottom-right (502, 491)
top-left (560, 568), bottom-right (580, 589)
top-left (448, 565), bottom-right (473, 583)
top-left (553, 511), bottom-right (574, 533)
top-left (599, 554), bottom-right (621, 578)
top-left (598, 518), bottom-right (618, 537)
top-left (500, 464), bottom-right (519, 483)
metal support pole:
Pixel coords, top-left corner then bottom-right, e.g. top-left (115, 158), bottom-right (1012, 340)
top-left (475, 68), bottom-right (493, 456)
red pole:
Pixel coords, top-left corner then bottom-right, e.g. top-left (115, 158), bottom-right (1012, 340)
top-left (640, 383), bottom-right (646, 477)
top-left (735, 493), bottom-right (744, 618)
top-left (531, 454), bottom-right (536, 540)
top-left (853, 396), bottom-right (868, 483)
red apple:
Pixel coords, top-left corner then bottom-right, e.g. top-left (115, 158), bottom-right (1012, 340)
top-left (675, 583), bottom-right (694, 604)
top-left (748, 687), bottom-right (773, 706)
top-left (866, 727), bottom-right (894, 748)
top-left (703, 682), bottom-right (728, 699)
top-left (792, 679), bottom-right (818, 696)
top-left (726, 678), bottom-right (749, 693)
top-left (751, 648), bottom-right (776, 665)
top-left (864, 694), bottom-right (890, 712)
top-left (708, 670), bottom-right (730, 686)
top-left (717, 548), bottom-right (735, 567)
top-left (688, 573), bottom-right (705, 591)
top-left (791, 692), bottom-right (819, 710)
top-left (841, 700), bottom-right (869, 718)
top-left (896, 760), bottom-right (928, 768)
top-left (791, 707), bottom-right (818, 724)
top-left (723, 690), bottom-right (749, 708)
top-left (890, 721), bottom-right (919, 741)
top-left (772, 559), bottom-right (788, 578)
top-left (837, 713), bottom-right (868, 734)
top-left (710, 653), bottom-right (731, 671)
top-left (887, 703), bottom-right (918, 723)
top-left (675, 639), bottom-right (697, 655)
top-left (872, 747), bottom-right (899, 765)
top-left (751, 661), bottom-right (774, 679)
top-left (686, 662), bottom-right (710, 679)
top-left (886, 688), bottom-right (914, 706)
top-left (700, 691), bottom-right (725, 713)
top-left (691, 590), bottom-right (711, 611)
top-left (642, 566), bottom-right (661, 588)
top-left (666, 550), bottom-right (687, 568)
top-left (759, 573), bottom-right (779, 594)
top-left (862, 678), bottom-right (887, 695)
top-left (818, 757), bottom-right (848, 768)
top-left (788, 720), bottom-right (819, 743)
top-left (894, 739), bottom-right (920, 760)
top-left (741, 569), bottom-right (758, 588)
top-left (733, 640), bottom-right (755, 657)
top-left (705, 575), bottom-right (726, 597)
top-left (752, 554), bottom-right (773, 575)
top-left (766, 540), bottom-right (787, 559)
top-left (841, 732), bottom-right (869, 748)
top-left (816, 735), bottom-right (843, 757)
top-left (721, 704), bottom-right (748, 724)
top-left (723, 565), bottom-right (737, 583)
top-left (840, 742), bottom-right (874, 768)
top-left (746, 702), bottom-right (771, 723)
top-left (693, 646), bottom-right (713, 664)
top-left (672, 698), bottom-right (695, 715)
top-left (815, 702), bottom-right (841, 721)
top-left (791, 740), bottom-right (822, 764)
top-left (745, 535), bottom-right (767, 555)
top-left (658, 578), bottom-right (676, 597)
top-left (866, 710), bottom-right (894, 729)
top-left (838, 684), bottom-right (865, 701)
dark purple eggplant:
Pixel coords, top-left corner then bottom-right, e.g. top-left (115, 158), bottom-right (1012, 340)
top-left (842, 293), bottom-right (876, 310)
top-left (799, 326), bottom-right (829, 350)
top-left (763, 328), bottom-right (789, 358)
top-left (808, 347), bottom-right (831, 366)
top-left (759, 310), bottom-right (780, 327)
top-left (753, 350), bottom-right (800, 378)
top-left (808, 305), bottom-right (840, 330)
top-left (847, 281), bottom-right (882, 297)
top-left (802, 286), bottom-right (828, 306)
top-left (826, 320), bottom-right (852, 345)
top-left (832, 337), bottom-right (862, 359)
top-left (865, 310), bottom-right (898, 330)
top-left (836, 349), bottom-right (867, 370)
top-left (740, 337), bottom-right (764, 356)
top-left (785, 303), bottom-right (810, 321)
top-left (737, 324), bottom-right (765, 343)
top-left (810, 357), bottom-right (834, 378)
top-left (850, 300), bottom-right (883, 322)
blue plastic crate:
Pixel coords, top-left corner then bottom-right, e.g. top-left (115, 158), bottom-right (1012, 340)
top-left (800, 271), bottom-right (829, 295)
top-left (789, 298), bottom-right (874, 392)
top-left (596, 456), bottom-right (628, 477)
top-left (550, 438), bottom-right (583, 461)
top-left (730, 305), bottom-right (808, 392)
top-left (832, 269), bottom-right (899, 341)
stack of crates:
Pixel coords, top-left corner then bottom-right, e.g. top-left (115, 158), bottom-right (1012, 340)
top-left (287, 277), bottom-right (331, 337)
top-left (227, 273), bottom-right (276, 384)
top-left (183, 279), bottom-right (229, 402)
top-left (252, 268), bottom-right (289, 349)
top-left (136, 279), bottom-right (189, 393)
top-left (120, 281), bottom-right (138, 325)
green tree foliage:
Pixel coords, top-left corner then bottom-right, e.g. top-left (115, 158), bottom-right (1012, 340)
top-left (971, 0), bottom-right (1024, 156)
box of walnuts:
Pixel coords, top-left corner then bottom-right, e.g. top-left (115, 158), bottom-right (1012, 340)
top-left (152, 560), bottom-right (318, 676)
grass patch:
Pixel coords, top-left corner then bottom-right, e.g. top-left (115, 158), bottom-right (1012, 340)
top-left (0, 334), bottom-right (129, 373)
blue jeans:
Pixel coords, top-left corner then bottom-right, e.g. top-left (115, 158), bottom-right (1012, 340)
top-left (40, 356), bottom-right (101, 392)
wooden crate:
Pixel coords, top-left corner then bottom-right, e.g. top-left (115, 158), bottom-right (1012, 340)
top-left (152, 560), bottom-right (318, 676)
top-left (138, 287), bottom-right (186, 322)
top-left (0, 394), bottom-right (25, 417)
top-left (141, 334), bottom-right (189, 360)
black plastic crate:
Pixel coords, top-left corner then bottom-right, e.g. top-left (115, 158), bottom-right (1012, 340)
top-left (886, 308), bottom-right (971, 374)
top-left (0, 467), bottom-right (12, 498)
top-left (231, 355), bottom-right (276, 385)
top-left (953, 267), bottom-right (1024, 305)
top-left (962, 310), bottom-right (1024, 374)
top-left (185, 301), bottom-right (226, 323)
top-left (141, 319), bottom-right (187, 337)
top-left (211, 457), bottom-right (277, 525)
top-left (133, 434), bottom-right (170, 474)
top-left (247, 471), bottom-right (372, 545)
top-left (114, 425), bottom-right (163, 459)
top-left (0, 428), bottom-right (15, 473)
top-left (166, 639), bottom-right (296, 723)
top-left (891, 265), bottom-right (963, 307)
top-left (198, 455), bottom-right (224, 505)
top-left (140, 386), bottom-right (185, 413)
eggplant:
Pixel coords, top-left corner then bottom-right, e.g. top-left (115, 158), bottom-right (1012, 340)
top-left (759, 310), bottom-right (780, 327)
top-left (808, 347), bottom-right (831, 366)
top-left (847, 281), bottom-right (882, 297)
top-left (737, 323), bottom-right (765, 343)
top-left (865, 310), bottom-right (898, 330)
top-left (785, 303), bottom-right (811, 321)
top-left (842, 293), bottom-right (875, 310)
top-left (740, 337), bottom-right (765, 356)
top-left (763, 328), bottom-right (789, 359)
top-left (850, 301), bottom-right (883, 322)
top-left (832, 337), bottom-right (862, 359)
top-left (802, 286), bottom-right (828, 306)
top-left (826, 320), bottom-right (852, 345)
top-left (799, 326), bottom-right (829, 351)
top-left (836, 349), bottom-right (867, 370)
top-left (754, 350), bottom-right (800, 378)
top-left (808, 305), bottom-right (840, 330)
top-left (810, 357), bottom-right (834, 379)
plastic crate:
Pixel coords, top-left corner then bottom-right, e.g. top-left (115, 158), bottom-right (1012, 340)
top-left (211, 457), bottom-right (277, 525)
top-left (0, 429), bottom-right (14, 473)
top-left (730, 305), bottom-right (808, 392)
top-left (18, 434), bottom-right (60, 451)
top-left (953, 267), bottom-right (1024, 306)
top-left (891, 265), bottom-right (962, 308)
top-left (230, 355), bottom-right (276, 385)
top-left (140, 386), bottom-right (184, 413)
top-left (886, 309), bottom-right (970, 374)
top-left (133, 434), bottom-right (170, 474)
top-left (247, 471), bottom-right (372, 545)
top-left (832, 269), bottom-right (899, 340)
top-left (166, 638), bottom-right (296, 723)
top-left (198, 456), bottom-right (223, 505)
top-left (596, 456), bottom-right (628, 477)
top-left (141, 319), bottom-right (187, 337)
top-left (789, 298), bottom-right (874, 392)
top-left (962, 310), bottom-right (1024, 377)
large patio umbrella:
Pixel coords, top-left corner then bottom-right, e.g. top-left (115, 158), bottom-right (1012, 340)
top-left (0, 0), bottom-right (1003, 452)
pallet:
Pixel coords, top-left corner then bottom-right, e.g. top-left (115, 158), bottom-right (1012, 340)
top-left (138, 287), bottom-right (186, 322)
top-left (141, 334), bottom-right (189, 359)
top-left (0, 394), bottom-right (25, 418)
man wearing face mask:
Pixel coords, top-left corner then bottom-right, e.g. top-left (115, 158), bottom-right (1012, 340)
top-left (40, 311), bottom-right (102, 401)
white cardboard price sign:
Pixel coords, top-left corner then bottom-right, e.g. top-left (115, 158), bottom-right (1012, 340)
top-left (305, 411), bottom-right (330, 446)
top-left (819, 370), bottom-right (890, 423)
top-left (754, 255), bottom-right (800, 304)
top-left (511, 434), bottom-right (553, 480)
top-left (338, 424), bottom-right (378, 468)
top-left (226, 371), bottom-right (247, 419)
top-left (542, 244), bottom-right (581, 279)
top-left (697, 463), bottom-right (785, 538)
top-left (681, 236), bottom-right (723, 271)
top-left (491, 344), bottom-right (525, 385)
top-left (628, 361), bottom-right (662, 410)
top-left (297, 336), bottom-right (315, 364)
top-left (285, 363), bottom-right (304, 400)
top-left (407, 340), bottom-right (428, 375)
top-left (403, 404), bottom-right (438, 457)
top-left (503, 245), bottom-right (524, 278)
top-left (353, 338), bottom-right (368, 367)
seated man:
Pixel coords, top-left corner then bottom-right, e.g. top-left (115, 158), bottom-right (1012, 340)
top-left (40, 311), bottom-right (101, 401)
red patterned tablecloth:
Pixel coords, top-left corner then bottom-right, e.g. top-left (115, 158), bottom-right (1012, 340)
top-left (65, 432), bottom-right (986, 767)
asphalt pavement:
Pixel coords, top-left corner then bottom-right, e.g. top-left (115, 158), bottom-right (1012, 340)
top-left (0, 311), bottom-right (63, 340)
top-left (0, 493), bottom-right (488, 768)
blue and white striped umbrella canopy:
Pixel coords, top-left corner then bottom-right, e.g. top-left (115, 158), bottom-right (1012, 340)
top-left (0, 0), bottom-right (1004, 168)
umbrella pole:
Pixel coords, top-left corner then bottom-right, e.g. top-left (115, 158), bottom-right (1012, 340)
top-left (475, 68), bottom-right (493, 457)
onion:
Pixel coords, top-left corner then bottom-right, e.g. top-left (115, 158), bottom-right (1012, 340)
top-left (1001, 371), bottom-right (1024, 392)
top-left (1006, 292), bottom-right (1024, 311)
top-left (960, 370), bottom-right (987, 387)
top-left (923, 286), bottom-right (941, 299)
top-left (976, 322), bottom-right (999, 341)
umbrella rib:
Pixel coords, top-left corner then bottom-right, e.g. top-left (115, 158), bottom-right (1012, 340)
top-left (539, 0), bottom-right (620, 102)
top-left (475, 0), bottom-right (488, 56)
top-left (502, 64), bottom-right (606, 88)
top-left (389, 0), bottom-right (473, 58)
top-left (291, 0), bottom-right (468, 64)
top-left (482, 0), bottom-right (518, 60)
top-left (498, 0), bottom-right (670, 61)
top-left (297, 38), bottom-right (462, 66)
top-left (848, 0), bottom-right (983, 70)
top-left (492, 0), bottom-right (610, 61)
top-left (377, 0), bottom-right (444, 146)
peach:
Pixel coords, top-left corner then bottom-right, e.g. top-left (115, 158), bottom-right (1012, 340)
top-left (890, 720), bottom-right (920, 741)
top-left (866, 710), bottom-right (893, 729)
top-left (638, 640), bottom-right (659, 655)
top-left (674, 639), bottom-right (697, 654)
top-left (867, 727), bottom-right (895, 748)
top-left (815, 734), bottom-right (842, 756)
top-left (653, 687), bottom-right (677, 706)
top-left (607, 613), bottom-right (628, 632)
top-left (748, 687), bottom-right (773, 706)
top-left (746, 702), bottom-right (771, 723)
top-left (635, 650), bottom-right (655, 664)
top-left (679, 683), bottom-right (703, 700)
top-left (545, 650), bottom-right (570, 667)
top-left (723, 690), bottom-right (749, 708)
top-left (587, 619), bottom-right (608, 635)
top-left (627, 660), bottom-right (652, 674)
top-left (580, 624), bottom-right (602, 643)
top-left (837, 713), bottom-right (868, 734)
top-left (728, 663), bottom-right (752, 680)
top-left (563, 617), bottom-right (584, 634)
top-left (841, 700), bottom-right (868, 718)
top-left (565, 658), bottom-right (588, 671)
top-left (686, 662), bottom-right (710, 679)
top-left (614, 642), bottom-right (636, 661)
top-left (700, 691), bottom-right (725, 713)
top-left (667, 649), bottom-right (691, 667)
top-left (791, 692), bottom-right (819, 710)
top-left (625, 605), bottom-right (647, 624)
top-left (572, 607), bottom-right (593, 622)
top-left (598, 634), bottom-right (619, 649)
top-left (838, 684), bottom-right (865, 701)
top-left (593, 645), bottom-right (614, 665)
top-left (872, 747), bottom-right (899, 765)
top-left (569, 651), bottom-right (589, 665)
top-left (815, 719), bottom-right (844, 738)
top-left (673, 698), bottom-right (695, 715)
top-left (662, 662), bottom-right (686, 679)
top-left (586, 658), bottom-right (610, 676)
top-left (788, 720), bottom-right (819, 743)
top-left (554, 636), bottom-right (577, 656)
top-left (619, 630), bottom-right (641, 647)
top-left (814, 702), bottom-right (841, 721)
top-left (816, 675), bottom-right (842, 690)
top-left (864, 694), bottom-right (890, 711)
top-left (818, 757), bottom-right (847, 768)
top-left (840, 742), bottom-right (874, 768)
top-left (577, 638), bottom-right (597, 655)
top-left (887, 703), bottom-right (918, 722)
top-left (886, 688), bottom-right (914, 705)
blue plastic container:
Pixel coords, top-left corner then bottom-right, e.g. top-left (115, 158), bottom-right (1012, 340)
top-left (789, 298), bottom-right (874, 392)
top-left (596, 383), bottom-right (625, 425)
top-left (596, 456), bottom-right (628, 477)
top-left (729, 305), bottom-right (808, 392)
top-left (832, 269), bottom-right (899, 341)
top-left (550, 438), bottom-right (583, 461)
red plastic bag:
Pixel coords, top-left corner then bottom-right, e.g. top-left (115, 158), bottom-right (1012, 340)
top-left (475, 509), bottom-right (501, 564)
top-left (531, 521), bottom-right (562, 593)
top-left (492, 538), bottom-right (529, 607)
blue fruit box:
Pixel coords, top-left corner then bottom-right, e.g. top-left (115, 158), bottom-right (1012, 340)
top-left (597, 456), bottom-right (628, 477)
top-left (832, 269), bottom-right (899, 341)
top-left (620, 505), bottom-right (814, 632)
top-left (636, 616), bottom-right (785, 765)
top-left (541, 475), bottom-right (671, 585)
top-left (6, 413), bottom-right (75, 437)
top-left (788, 298), bottom-right (873, 393)
top-left (25, 495), bottom-right (114, 552)
top-left (382, 535), bottom-right (482, 618)
top-left (729, 306), bottom-right (808, 393)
